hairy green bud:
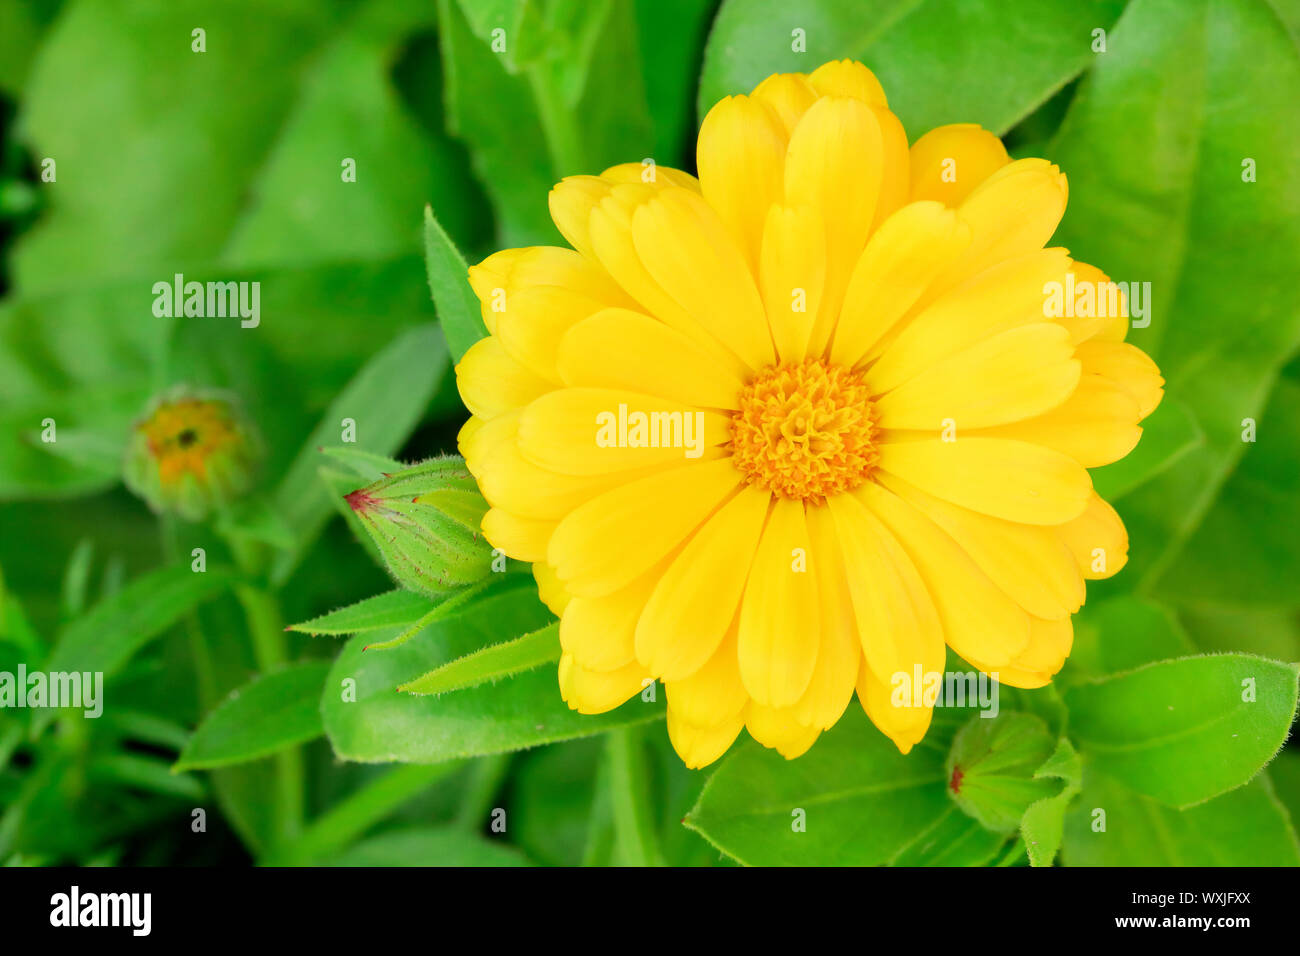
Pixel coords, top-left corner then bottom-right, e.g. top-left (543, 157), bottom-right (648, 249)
top-left (345, 456), bottom-right (493, 596)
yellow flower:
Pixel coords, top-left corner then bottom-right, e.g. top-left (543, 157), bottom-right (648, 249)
top-left (454, 60), bottom-right (1163, 768)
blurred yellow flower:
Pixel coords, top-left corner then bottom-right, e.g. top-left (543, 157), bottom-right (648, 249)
top-left (454, 60), bottom-right (1163, 768)
top-left (124, 388), bottom-right (261, 522)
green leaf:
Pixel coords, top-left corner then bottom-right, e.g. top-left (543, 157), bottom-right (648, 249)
top-left (288, 589), bottom-right (436, 637)
top-left (423, 204), bottom-right (487, 362)
top-left (686, 709), bottom-right (999, 866)
top-left (510, 739), bottom-right (604, 866)
top-left (1268, 749), bottom-right (1300, 831)
top-left (888, 805), bottom-right (1008, 867)
top-left (58, 538), bottom-right (94, 622)
top-left (1066, 595), bottom-right (1196, 682)
top-left (321, 825), bottom-right (533, 866)
top-left (1047, 0), bottom-right (1300, 593)
top-left (221, 2), bottom-right (483, 269)
top-left (1179, 605), bottom-right (1300, 663)
top-left (1154, 378), bottom-right (1300, 606)
top-left (261, 763), bottom-right (462, 865)
top-left (88, 754), bottom-right (204, 802)
top-left (946, 712), bottom-right (1060, 834)
top-left (0, 284), bottom-right (159, 499)
top-left (698, 0), bottom-right (1128, 138)
top-left (607, 725), bottom-right (663, 866)
top-left (1061, 767), bottom-right (1300, 866)
top-left (0, 0), bottom-right (61, 97)
top-left (1020, 738), bottom-right (1083, 867)
top-left (12, 0), bottom-right (474, 291)
top-left (270, 323), bottom-right (448, 584)
top-left (1090, 396), bottom-right (1203, 501)
top-left (437, 0), bottom-right (556, 244)
top-left (11, 0), bottom-right (330, 291)
top-left (318, 447), bottom-right (405, 481)
top-left (1064, 654), bottom-right (1300, 808)
top-left (322, 588), bottom-right (662, 763)
top-left (398, 621), bottom-right (560, 694)
top-left (437, 0), bottom-right (654, 244)
top-left (174, 661), bottom-right (331, 771)
top-left (45, 563), bottom-right (235, 683)
top-left (634, 0), bottom-right (717, 163)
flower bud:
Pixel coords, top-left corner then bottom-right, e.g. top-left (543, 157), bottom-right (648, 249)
top-left (345, 456), bottom-right (493, 595)
top-left (123, 386), bottom-right (262, 521)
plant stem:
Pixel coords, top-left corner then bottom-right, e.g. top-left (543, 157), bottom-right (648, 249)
top-left (234, 582), bottom-right (303, 846)
top-left (607, 726), bottom-right (662, 867)
top-left (455, 753), bottom-right (512, 831)
top-left (262, 762), bottom-right (462, 866)
top-left (528, 66), bottom-right (584, 176)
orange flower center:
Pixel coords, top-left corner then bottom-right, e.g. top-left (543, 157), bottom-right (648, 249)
top-left (730, 359), bottom-right (879, 503)
top-left (138, 398), bottom-right (238, 486)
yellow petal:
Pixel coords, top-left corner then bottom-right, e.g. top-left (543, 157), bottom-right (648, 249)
top-left (749, 72), bottom-right (818, 134)
top-left (877, 436), bottom-right (1092, 525)
top-left (807, 59), bottom-right (887, 106)
top-left (533, 562), bottom-right (572, 616)
top-left (494, 284), bottom-right (609, 382)
top-left (516, 387), bottom-right (731, 476)
top-left (866, 247), bottom-right (1072, 393)
top-left (1015, 616), bottom-right (1073, 677)
top-left (469, 246), bottom-right (629, 334)
top-left (1058, 492), bottom-right (1128, 580)
top-left (697, 94), bottom-right (787, 273)
top-left (824, 491), bottom-right (945, 689)
top-left (475, 418), bottom-right (652, 520)
top-left (558, 653), bottom-right (649, 714)
top-left (1053, 261), bottom-right (1130, 344)
top-left (880, 473), bottom-right (1084, 621)
top-left (636, 484), bottom-right (770, 680)
top-left (933, 158), bottom-right (1069, 294)
top-left (908, 123), bottom-right (1010, 206)
top-left (665, 625), bottom-right (750, 728)
top-left (759, 204), bottom-right (827, 361)
top-left (737, 498), bottom-right (820, 707)
top-left (1076, 340), bottom-right (1164, 419)
top-left (598, 161), bottom-right (701, 191)
top-left (857, 660), bottom-right (934, 755)
top-left (974, 375), bottom-right (1142, 468)
top-left (875, 323), bottom-right (1081, 430)
top-left (794, 506), bottom-right (862, 729)
top-left (870, 105), bottom-right (911, 231)
top-left (458, 412), bottom-right (511, 472)
top-left (831, 201), bottom-right (971, 367)
top-left (548, 457), bottom-right (741, 597)
top-left (549, 166), bottom-right (698, 261)
top-left (784, 96), bottom-right (884, 353)
top-left (745, 702), bottom-right (821, 759)
top-left (455, 336), bottom-right (551, 420)
top-left (632, 188), bottom-right (775, 370)
top-left (965, 617), bottom-right (1073, 689)
top-left (481, 508), bottom-right (555, 563)
top-left (666, 706), bottom-right (747, 769)
top-left (559, 566), bottom-right (661, 672)
top-left (556, 308), bottom-right (745, 409)
top-left (857, 482), bottom-right (1031, 667)
top-left (549, 177), bottom-right (613, 261)
top-left (587, 186), bottom-right (749, 379)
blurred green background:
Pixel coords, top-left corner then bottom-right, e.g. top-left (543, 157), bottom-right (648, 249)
top-left (1, 0), bottom-right (1298, 866)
